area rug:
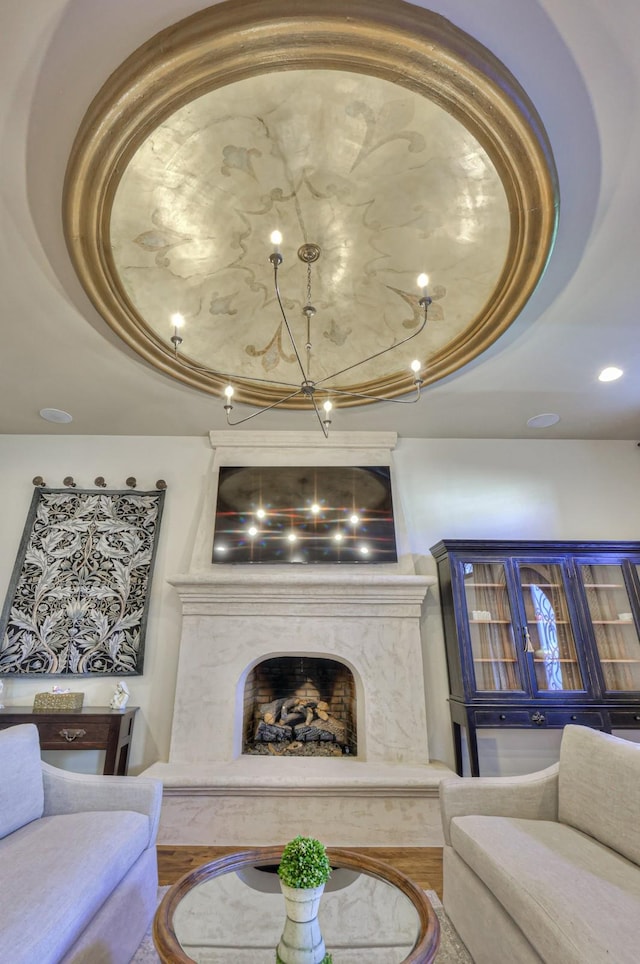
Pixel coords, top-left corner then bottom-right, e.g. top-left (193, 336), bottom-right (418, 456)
top-left (132, 888), bottom-right (474, 962)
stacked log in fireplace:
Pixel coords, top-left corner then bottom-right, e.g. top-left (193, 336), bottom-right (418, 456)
top-left (254, 696), bottom-right (347, 749)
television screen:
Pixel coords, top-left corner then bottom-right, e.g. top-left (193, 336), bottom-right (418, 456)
top-left (212, 465), bottom-right (397, 564)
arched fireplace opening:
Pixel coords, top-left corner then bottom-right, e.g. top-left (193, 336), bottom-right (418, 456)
top-left (243, 656), bottom-right (357, 757)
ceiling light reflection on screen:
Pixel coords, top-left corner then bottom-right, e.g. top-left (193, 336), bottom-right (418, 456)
top-left (212, 466), bottom-right (398, 564)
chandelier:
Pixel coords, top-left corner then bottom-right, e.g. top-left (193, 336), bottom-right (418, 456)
top-left (169, 232), bottom-right (432, 438)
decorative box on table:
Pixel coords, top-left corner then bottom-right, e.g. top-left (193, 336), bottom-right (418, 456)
top-left (33, 691), bottom-right (84, 712)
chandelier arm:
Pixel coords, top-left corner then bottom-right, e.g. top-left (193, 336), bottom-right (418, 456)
top-left (312, 305), bottom-right (429, 388)
top-left (273, 262), bottom-right (309, 384)
top-left (309, 393), bottom-right (330, 439)
top-left (224, 388), bottom-right (304, 426)
top-left (178, 360), bottom-right (301, 391)
top-left (321, 383), bottom-right (422, 404)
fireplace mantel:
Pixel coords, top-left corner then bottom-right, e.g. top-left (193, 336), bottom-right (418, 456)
top-left (170, 570), bottom-right (434, 616)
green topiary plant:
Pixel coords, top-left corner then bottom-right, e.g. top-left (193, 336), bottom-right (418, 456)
top-left (277, 836), bottom-right (332, 889)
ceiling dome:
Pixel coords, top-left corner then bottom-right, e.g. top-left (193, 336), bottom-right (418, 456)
top-left (63, 0), bottom-right (558, 409)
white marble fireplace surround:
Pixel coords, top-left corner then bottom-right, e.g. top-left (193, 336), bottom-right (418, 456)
top-left (142, 432), bottom-right (453, 846)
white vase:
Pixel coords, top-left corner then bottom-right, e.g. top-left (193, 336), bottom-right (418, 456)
top-left (277, 882), bottom-right (326, 964)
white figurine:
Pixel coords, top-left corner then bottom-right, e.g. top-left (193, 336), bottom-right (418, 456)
top-left (110, 680), bottom-right (130, 711)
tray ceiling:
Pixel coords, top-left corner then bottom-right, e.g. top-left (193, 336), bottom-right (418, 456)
top-left (63, 0), bottom-right (558, 409)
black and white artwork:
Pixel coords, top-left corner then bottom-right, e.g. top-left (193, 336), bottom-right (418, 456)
top-left (0, 488), bottom-right (165, 676)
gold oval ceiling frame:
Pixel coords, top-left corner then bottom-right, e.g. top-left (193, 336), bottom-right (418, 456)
top-left (63, 0), bottom-right (559, 408)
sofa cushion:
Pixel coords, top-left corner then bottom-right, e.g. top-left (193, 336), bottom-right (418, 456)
top-left (0, 808), bottom-right (151, 964)
top-left (559, 724), bottom-right (640, 865)
top-left (450, 814), bottom-right (640, 964)
top-left (0, 724), bottom-right (44, 839)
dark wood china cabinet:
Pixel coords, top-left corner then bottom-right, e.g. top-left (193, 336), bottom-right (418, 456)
top-left (431, 541), bottom-right (640, 775)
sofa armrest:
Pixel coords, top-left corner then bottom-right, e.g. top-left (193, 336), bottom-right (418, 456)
top-left (41, 762), bottom-right (163, 848)
top-left (440, 763), bottom-right (559, 845)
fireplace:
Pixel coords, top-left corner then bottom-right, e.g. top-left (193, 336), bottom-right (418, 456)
top-left (243, 656), bottom-right (357, 756)
top-left (142, 432), bottom-right (454, 847)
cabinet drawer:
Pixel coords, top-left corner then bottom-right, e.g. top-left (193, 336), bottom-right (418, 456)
top-left (544, 710), bottom-right (604, 728)
top-left (35, 721), bottom-right (111, 748)
top-left (609, 710), bottom-right (640, 727)
top-left (473, 710), bottom-right (531, 727)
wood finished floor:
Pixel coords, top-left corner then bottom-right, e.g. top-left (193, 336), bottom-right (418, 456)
top-left (158, 846), bottom-right (444, 899)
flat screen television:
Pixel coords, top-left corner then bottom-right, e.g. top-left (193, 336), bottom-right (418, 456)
top-left (212, 465), bottom-right (397, 564)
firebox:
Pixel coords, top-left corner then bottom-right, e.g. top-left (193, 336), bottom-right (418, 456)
top-left (243, 656), bottom-right (357, 756)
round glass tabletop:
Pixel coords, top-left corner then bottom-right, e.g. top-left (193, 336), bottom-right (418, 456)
top-left (153, 847), bottom-right (440, 963)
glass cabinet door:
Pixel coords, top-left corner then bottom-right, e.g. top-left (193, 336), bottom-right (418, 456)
top-left (516, 562), bottom-right (587, 693)
top-left (461, 560), bottom-right (526, 693)
top-left (578, 563), bottom-right (640, 693)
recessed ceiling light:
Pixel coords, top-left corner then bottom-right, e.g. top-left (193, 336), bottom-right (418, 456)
top-left (598, 366), bottom-right (623, 382)
top-left (39, 408), bottom-right (73, 424)
top-left (526, 413), bottom-right (560, 429)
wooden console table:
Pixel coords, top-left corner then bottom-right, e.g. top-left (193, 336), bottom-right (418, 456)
top-left (0, 706), bottom-right (138, 775)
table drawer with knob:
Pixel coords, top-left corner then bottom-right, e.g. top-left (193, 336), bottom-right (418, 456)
top-left (472, 710), bottom-right (532, 727)
top-left (544, 710), bottom-right (604, 728)
top-left (608, 711), bottom-right (640, 728)
top-left (36, 721), bottom-right (111, 748)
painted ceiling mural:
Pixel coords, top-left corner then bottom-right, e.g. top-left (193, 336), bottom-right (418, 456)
top-left (110, 70), bottom-right (510, 388)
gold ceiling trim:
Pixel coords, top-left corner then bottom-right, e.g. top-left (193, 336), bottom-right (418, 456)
top-left (63, 0), bottom-right (559, 407)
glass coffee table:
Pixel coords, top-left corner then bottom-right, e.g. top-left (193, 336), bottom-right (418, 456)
top-left (154, 846), bottom-right (440, 963)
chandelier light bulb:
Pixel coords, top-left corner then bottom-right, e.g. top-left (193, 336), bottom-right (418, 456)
top-left (334, 531), bottom-right (344, 542)
top-left (256, 508), bottom-right (266, 519)
top-left (411, 359), bottom-right (421, 373)
top-left (417, 273), bottom-right (429, 292)
top-left (223, 384), bottom-right (234, 418)
top-left (248, 526), bottom-right (258, 537)
top-left (359, 545), bottom-right (370, 556)
top-left (350, 514), bottom-right (360, 525)
top-left (323, 399), bottom-right (332, 413)
top-left (598, 366), bottom-right (623, 382)
top-left (170, 312), bottom-right (185, 352)
top-left (310, 503), bottom-right (321, 515)
top-left (287, 532), bottom-right (297, 543)
top-left (270, 230), bottom-right (282, 250)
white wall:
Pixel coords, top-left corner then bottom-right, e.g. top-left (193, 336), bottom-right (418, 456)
top-left (0, 434), bottom-right (638, 775)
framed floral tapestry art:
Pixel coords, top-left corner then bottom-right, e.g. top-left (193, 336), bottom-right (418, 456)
top-left (0, 487), bottom-right (165, 676)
